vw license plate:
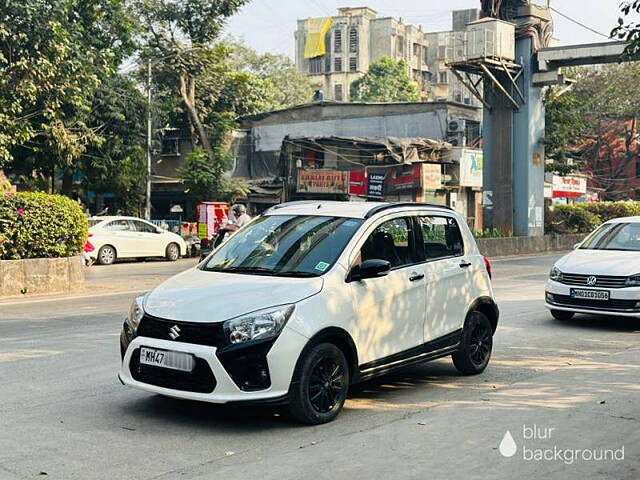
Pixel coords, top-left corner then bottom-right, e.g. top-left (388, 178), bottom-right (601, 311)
top-left (570, 289), bottom-right (610, 301)
top-left (140, 347), bottom-right (194, 372)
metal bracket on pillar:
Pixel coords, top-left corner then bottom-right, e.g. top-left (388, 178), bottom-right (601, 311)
top-left (450, 69), bottom-right (492, 111)
top-left (447, 58), bottom-right (524, 111)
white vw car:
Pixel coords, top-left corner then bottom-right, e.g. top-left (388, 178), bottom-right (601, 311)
top-left (89, 216), bottom-right (187, 265)
top-left (546, 217), bottom-right (640, 320)
top-left (119, 201), bottom-right (498, 424)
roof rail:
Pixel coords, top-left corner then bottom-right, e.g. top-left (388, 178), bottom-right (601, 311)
top-left (264, 200), bottom-right (322, 214)
top-left (364, 202), bottom-right (453, 219)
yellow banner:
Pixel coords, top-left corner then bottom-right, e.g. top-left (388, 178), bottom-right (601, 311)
top-left (304, 17), bottom-right (332, 59)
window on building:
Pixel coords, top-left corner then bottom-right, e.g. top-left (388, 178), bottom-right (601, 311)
top-left (349, 57), bottom-right (357, 72)
top-left (438, 71), bottom-right (448, 84)
top-left (334, 57), bottom-right (342, 72)
top-left (454, 92), bottom-right (462, 103)
top-left (334, 84), bottom-right (344, 102)
top-left (334, 30), bottom-right (342, 53)
top-left (309, 56), bottom-right (323, 74)
top-left (413, 43), bottom-right (421, 57)
top-left (397, 36), bottom-right (404, 56)
top-left (349, 28), bottom-right (358, 53)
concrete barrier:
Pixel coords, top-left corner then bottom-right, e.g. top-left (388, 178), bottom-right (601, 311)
top-left (0, 256), bottom-right (84, 297)
top-left (476, 234), bottom-right (587, 258)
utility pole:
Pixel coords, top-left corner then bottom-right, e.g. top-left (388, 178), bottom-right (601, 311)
top-left (145, 59), bottom-right (152, 220)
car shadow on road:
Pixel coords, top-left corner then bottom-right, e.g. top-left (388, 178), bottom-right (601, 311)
top-left (550, 314), bottom-right (640, 333)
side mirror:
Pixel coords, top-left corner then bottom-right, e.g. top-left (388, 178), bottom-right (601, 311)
top-left (349, 259), bottom-right (391, 282)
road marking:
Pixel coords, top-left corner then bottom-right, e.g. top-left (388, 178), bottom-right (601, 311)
top-left (0, 349), bottom-right (63, 362)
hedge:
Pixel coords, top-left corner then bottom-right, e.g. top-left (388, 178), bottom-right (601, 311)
top-left (546, 201), bottom-right (640, 234)
top-left (0, 192), bottom-right (88, 260)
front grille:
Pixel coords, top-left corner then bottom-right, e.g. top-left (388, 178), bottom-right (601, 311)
top-left (137, 314), bottom-right (226, 347)
top-left (129, 348), bottom-right (216, 393)
top-left (560, 273), bottom-right (628, 289)
top-left (548, 294), bottom-right (639, 312)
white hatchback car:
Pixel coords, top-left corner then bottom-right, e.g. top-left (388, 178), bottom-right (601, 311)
top-left (119, 202), bottom-right (498, 424)
top-left (89, 216), bottom-right (187, 265)
top-left (546, 217), bottom-right (640, 320)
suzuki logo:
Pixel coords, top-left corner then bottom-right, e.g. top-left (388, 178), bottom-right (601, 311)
top-left (168, 325), bottom-right (181, 340)
top-left (586, 276), bottom-right (597, 286)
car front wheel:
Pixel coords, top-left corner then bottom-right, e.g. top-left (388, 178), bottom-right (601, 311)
top-left (165, 243), bottom-right (180, 261)
top-left (289, 343), bottom-right (349, 424)
top-left (452, 311), bottom-right (493, 375)
top-left (550, 309), bottom-right (575, 321)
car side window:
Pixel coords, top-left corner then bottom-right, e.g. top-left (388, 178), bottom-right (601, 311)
top-left (105, 220), bottom-right (132, 232)
top-left (419, 216), bottom-right (464, 260)
top-left (132, 220), bottom-right (157, 233)
top-left (360, 217), bottom-right (415, 269)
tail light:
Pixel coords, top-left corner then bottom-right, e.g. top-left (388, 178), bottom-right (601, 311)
top-left (483, 256), bottom-right (492, 280)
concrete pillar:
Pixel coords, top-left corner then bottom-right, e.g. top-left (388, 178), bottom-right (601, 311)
top-left (512, 35), bottom-right (545, 236)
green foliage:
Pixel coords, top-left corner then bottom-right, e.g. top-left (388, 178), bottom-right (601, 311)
top-left (543, 88), bottom-right (586, 174)
top-left (226, 39), bottom-right (313, 108)
top-left (350, 57), bottom-right (420, 103)
top-left (0, 192), bottom-right (87, 260)
top-left (545, 202), bottom-right (640, 234)
top-left (612, 1), bottom-right (640, 58)
top-left (0, 0), bottom-right (137, 169)
top-left (178, 148), bottom-right (249, 203)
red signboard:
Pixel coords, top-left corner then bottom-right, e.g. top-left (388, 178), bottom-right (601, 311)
top-left (348, 170), bottom-right (367, 196)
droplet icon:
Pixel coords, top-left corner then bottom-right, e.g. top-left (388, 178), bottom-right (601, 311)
top-left (499, 430), bottom-right (517, 457)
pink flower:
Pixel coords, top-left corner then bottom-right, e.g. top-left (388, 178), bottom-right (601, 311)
top-left (16, 208), bottom-right (24, 215)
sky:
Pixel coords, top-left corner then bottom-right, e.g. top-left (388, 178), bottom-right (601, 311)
top-left (224, 0), bottom-right (621, 58)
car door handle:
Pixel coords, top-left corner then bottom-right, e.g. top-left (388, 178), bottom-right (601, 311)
top-left (459, 261), bottom-right (472, 268)
top-left (409, 273), bottom-right (425, 282)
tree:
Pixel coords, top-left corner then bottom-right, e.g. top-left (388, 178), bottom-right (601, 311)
top-left (0, 0), bottom-right (137, 183)
top-left (350, 57), bottom-right (420, 103)
top-left (81, 74), bottom-right (148, 215)
top-left (543, 79), bottom-right (587, 174)
top-left (226, 39), bottom-right (313, 108)
top-left (135, 0), bottom-right (250, 161)
top-left (548, 64), bottom-right (640, 200)
top-left (612, 1), bottom-right (640, 58)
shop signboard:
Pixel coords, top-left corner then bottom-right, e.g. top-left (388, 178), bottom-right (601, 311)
top-left (297, 170), bottom-right (348, 194)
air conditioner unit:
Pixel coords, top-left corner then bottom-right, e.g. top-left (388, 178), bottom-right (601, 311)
top-left (448, 119), bottom-right (466, 133)
top-left (447, 133), bottom-right (464, 147)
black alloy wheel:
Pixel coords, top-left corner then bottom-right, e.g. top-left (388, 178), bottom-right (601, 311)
top-left (452, 311), bottom-right (493, 375)
top-left (308, 357), bottom-right (346, 414)
top-left (289, 343), bottom-right (349, 424)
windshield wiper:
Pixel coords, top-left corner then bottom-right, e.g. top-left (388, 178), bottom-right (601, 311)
top-left (206, 266), bottom-right (277, 275)
top-left (276, 271), bottom-right (318, 278)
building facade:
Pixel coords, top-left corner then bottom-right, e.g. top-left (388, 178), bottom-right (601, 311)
top-left (295, 7), bottom-right (481, 106)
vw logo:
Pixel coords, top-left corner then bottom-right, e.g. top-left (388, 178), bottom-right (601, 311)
top-left (168, 325), bottom-right (181, 340)
top-left (586, 276), bottom-right (597, 286)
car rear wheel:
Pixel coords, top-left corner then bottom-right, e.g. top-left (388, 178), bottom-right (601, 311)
top-left (550, 309), bottom-right (575, 321)
top-left (97, 245), bottom-right (116, 265)
top-left (289, 343), bottom-right (349, 425)
top-left (452, 311), bottom-right (493, 375)
top-left (165, 243), bottom-right (180, 261)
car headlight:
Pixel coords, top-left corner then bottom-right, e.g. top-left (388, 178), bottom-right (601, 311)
top-left (549, 266), bottom-right (563, 281)
top-left (224, 305), bottom-right (294, 345)
top-left (626, 274), bottom-right (640, 287)
top-left (127, 295), bottom-right (145, 330)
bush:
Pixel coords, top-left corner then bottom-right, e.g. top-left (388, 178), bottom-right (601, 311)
top-left (472, 228), bottom-right (513, 239)
top-left (0, 192), bottom-right (87, 260)
top-left (546, 201), bottom-right (640, 234)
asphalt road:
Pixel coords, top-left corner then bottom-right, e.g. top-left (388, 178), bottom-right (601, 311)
top-left (1, 254), bottom-right (638, 479)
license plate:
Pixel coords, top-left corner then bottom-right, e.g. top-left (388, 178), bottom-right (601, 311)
top-left (570, 289), bottom-right (610, 301)
top-left (140, 347), bottom-right (194, 372)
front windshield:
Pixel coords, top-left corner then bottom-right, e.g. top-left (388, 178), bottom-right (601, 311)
top-left (580, 222), bottom-right (640, 251)
top-left (201, 215), bottom-right (364, 277)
